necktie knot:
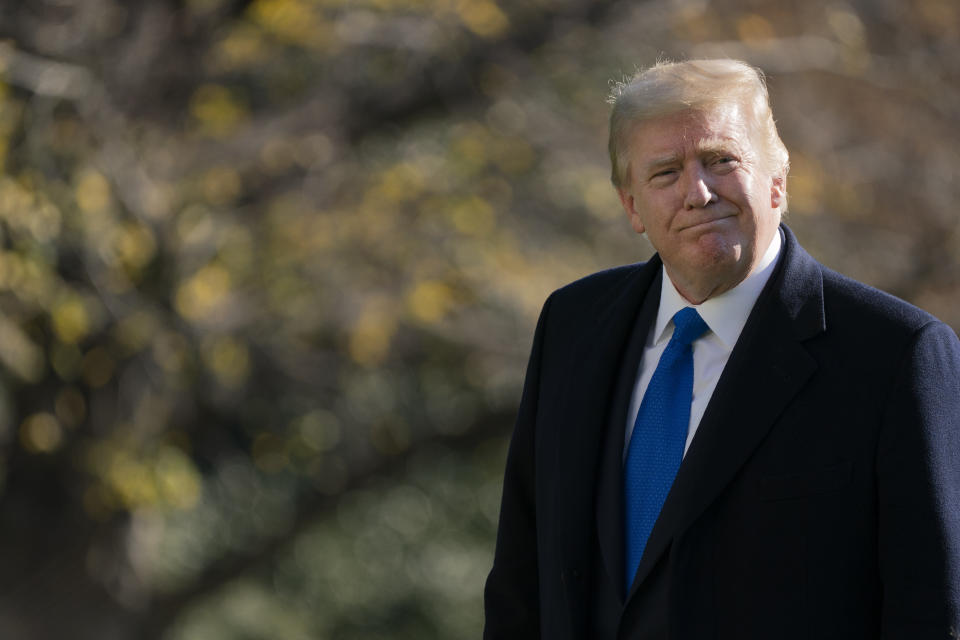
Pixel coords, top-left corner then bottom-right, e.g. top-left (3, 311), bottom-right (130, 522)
top-left (670, 307), bottom-right (708, 346)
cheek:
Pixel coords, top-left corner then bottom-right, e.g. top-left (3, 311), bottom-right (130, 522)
top-left (736, 175), bottom-right (768, 207)
top-left (729, 173), bottom-right (755, 195)
top-left (636, 196), bottom-right (675, 229)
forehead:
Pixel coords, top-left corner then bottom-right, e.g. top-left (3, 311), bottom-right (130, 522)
top-left (628, 106), bottom-right (752, 159)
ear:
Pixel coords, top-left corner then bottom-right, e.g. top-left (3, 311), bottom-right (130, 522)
top-left (617, 187), bottom-right (646, 234)
top-left (770, 173), bottom-right (786, 210)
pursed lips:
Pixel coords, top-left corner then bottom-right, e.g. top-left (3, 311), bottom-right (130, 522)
top-left (677, 212), bottom-right (737, 231)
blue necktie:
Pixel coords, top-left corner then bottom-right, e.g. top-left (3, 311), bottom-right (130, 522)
top-left (623, 307), bottom-right (708, 594)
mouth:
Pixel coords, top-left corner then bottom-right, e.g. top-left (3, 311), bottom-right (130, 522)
top-left (680, 213), bottom-right (736, 231)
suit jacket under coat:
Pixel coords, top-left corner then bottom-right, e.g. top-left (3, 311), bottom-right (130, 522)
top-left (484, 225), bottom-right (960, 639)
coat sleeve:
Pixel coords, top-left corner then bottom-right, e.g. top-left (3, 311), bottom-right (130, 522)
top-left (877, 320), bottom-right (960, 637)
top-left (483, 295), bottom-right (554, 640)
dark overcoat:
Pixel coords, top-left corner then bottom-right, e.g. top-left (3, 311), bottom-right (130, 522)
top-left (484, 225), bottom-right (960, 639)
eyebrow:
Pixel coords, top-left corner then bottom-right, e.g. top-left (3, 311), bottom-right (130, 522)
top-left (695, 136), bottom-right (743, 157)
top-left (641, 137), bottom-right (745, 174)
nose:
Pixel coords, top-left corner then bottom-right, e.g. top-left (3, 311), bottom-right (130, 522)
top-left (682, 167), bottom-right (717, 210)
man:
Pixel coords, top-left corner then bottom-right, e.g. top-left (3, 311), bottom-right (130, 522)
top-left (484, 59), bottom-right (960, 639)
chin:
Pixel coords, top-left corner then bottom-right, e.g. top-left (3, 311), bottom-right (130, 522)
top-left (692, 233), bottom-right (746, 266)
top-left (688, 241), bottom-right (751, 287)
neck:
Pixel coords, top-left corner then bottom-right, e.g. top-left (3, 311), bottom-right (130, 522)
top-left (667, 271), bottom-right (743, 305)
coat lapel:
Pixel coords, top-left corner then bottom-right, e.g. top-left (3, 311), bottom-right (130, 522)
top-left (552, 258), bottom-right (663, 599)
top-left (626, 225), bottom-right (827, 598)
top-left (595, 269), bottom-right (662, 601)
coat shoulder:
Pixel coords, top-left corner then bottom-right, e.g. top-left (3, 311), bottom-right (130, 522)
top-left (819, 266), bottom-right (941, 337)
top-left (550, 262), bottom-right (651, 307)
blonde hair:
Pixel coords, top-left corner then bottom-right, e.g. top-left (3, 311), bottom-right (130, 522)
top-left (608, 59), bottom-right (789, 190)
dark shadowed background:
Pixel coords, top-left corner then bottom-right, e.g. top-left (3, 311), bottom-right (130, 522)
top-left (0, 0), bottom-right (956, 637)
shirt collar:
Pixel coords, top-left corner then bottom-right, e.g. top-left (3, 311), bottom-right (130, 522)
top-left (652, 228), bottom-right (783, 349)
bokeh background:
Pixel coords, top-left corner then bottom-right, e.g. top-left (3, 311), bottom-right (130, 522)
top-left (0, 0), bottom-right (957, 638)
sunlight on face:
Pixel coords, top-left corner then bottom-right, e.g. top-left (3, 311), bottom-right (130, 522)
top-left (616, 105), bottom-right (784, 303)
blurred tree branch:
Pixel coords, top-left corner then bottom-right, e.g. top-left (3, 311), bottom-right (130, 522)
top-left (139, 408), bottom-right (515, 639)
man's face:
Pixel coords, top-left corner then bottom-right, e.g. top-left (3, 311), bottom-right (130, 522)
top-left (617, 105), bottom-right (784, 303)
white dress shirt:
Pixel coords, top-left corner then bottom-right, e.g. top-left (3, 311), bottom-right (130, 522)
top-left (625, 230), bottom-right (783, 457)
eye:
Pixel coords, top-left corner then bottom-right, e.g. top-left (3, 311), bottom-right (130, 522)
top-left (650, 168), bottom-right (678, 181)
top-left (710, 155), bottom-right (739, 171)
